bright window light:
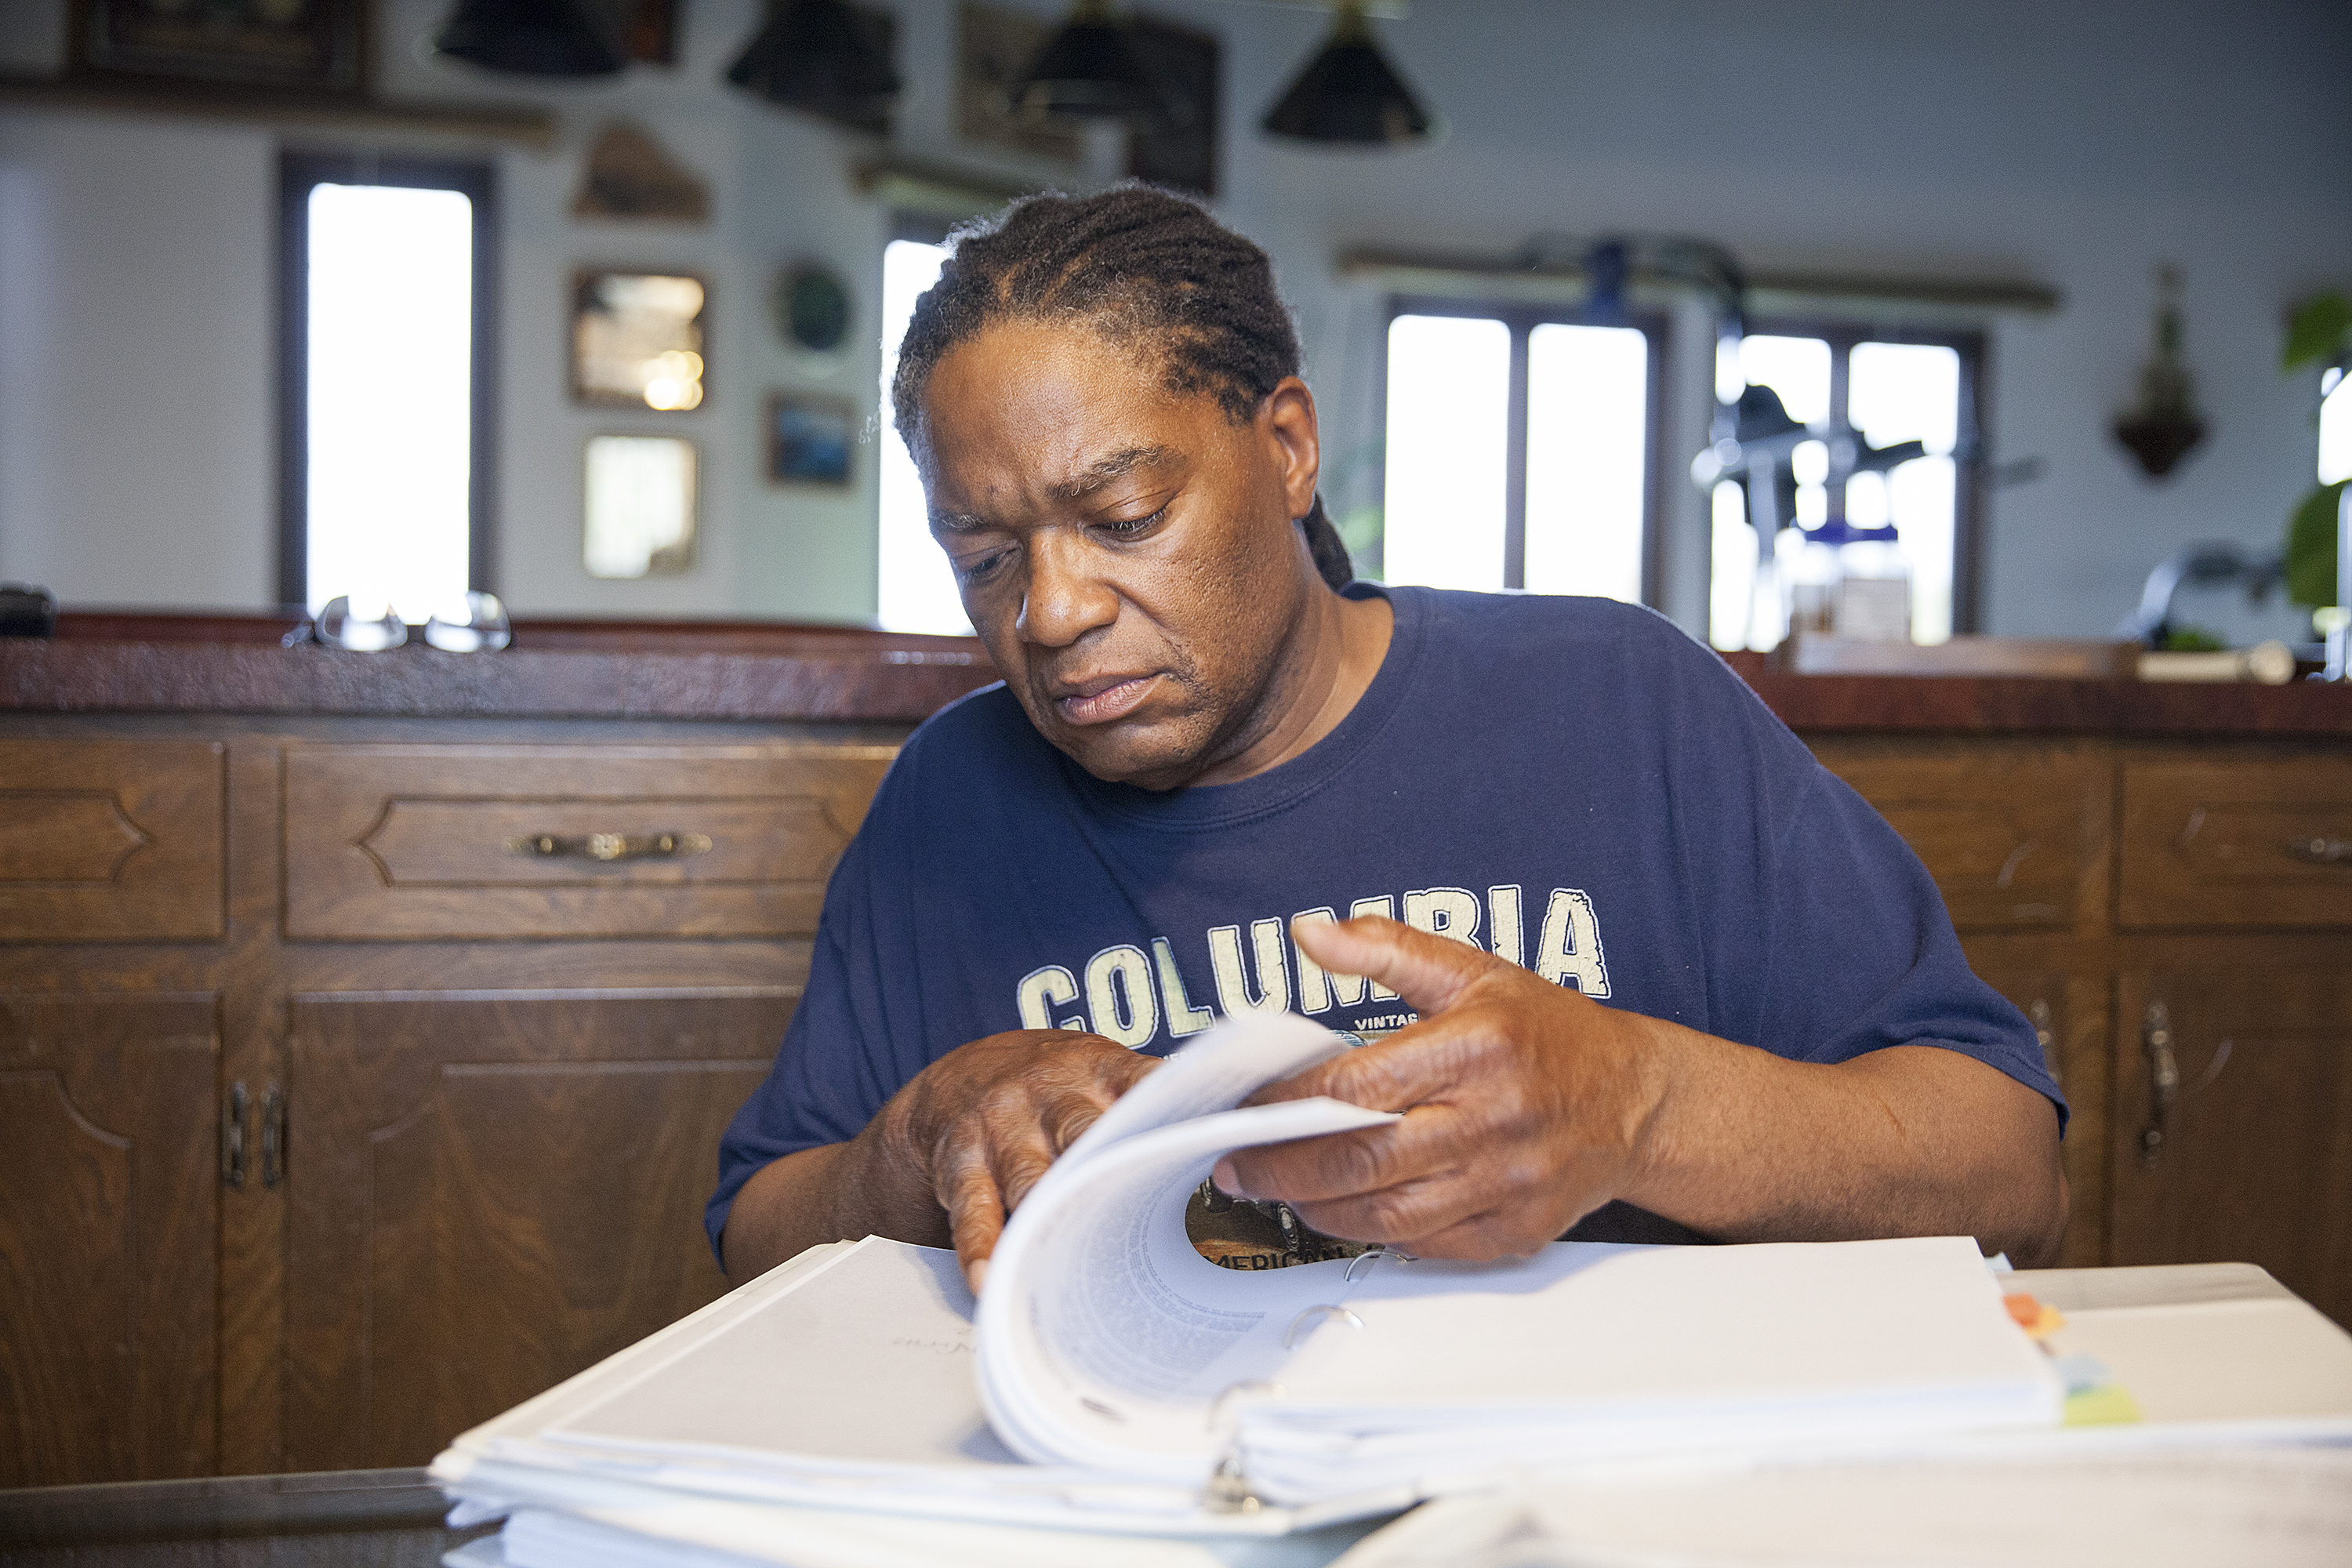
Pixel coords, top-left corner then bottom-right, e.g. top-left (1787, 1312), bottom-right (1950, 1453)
top-left (1709, 478), bottom-right (1756, 650)
top-left (1384, 314), bottom-right (1511, 591)
top-left (2321, 373), bottom-right (2352, 486)
top-left (1849, 341), bottom-right (1962, 644)
top-left (877, 238), bottom-right (968, 635)
top-left (1737, 336), bottom-right (1831, 427)
top-left (305, 183), bottom-right (473, 619)
top-left (1523, 323), bottom-right (1647, 602)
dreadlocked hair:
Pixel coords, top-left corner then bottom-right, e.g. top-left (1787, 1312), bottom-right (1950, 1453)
top-left (891, 183), bottom-right (1356, 591)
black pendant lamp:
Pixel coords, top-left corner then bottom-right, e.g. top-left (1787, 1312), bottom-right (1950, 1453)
top-left (727, 0), bottom-right (903, 135)
top-left (434, 0), bottom-right (622, 77)
top-left (1011, 0), bottom-right (1163, 122)
top-left (1262, 0), bottom-right (1435, 147)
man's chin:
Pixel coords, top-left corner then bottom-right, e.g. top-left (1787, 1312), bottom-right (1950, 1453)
top-left (1049, 720), bottom-right (1212, 792)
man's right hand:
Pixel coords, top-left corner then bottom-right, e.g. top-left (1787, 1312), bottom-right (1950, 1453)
top-left (720, 1029), bottom-right (1154, 1292)
top-left (879, 1029), bottom-right (1158, 1290)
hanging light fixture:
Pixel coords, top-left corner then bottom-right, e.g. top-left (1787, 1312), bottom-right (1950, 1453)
top-left (1261, 0), bottom-right (1435, 147)
top-left (726, 0), bottom-right (904, 135)
top-left (1011, 0), bottom-right (1165, 123)
top-left (434, 0), bottom-right (623, 77)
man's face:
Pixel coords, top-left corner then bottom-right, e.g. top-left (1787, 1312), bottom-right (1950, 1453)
top-left (917, 321), bottom-right (1323, 790)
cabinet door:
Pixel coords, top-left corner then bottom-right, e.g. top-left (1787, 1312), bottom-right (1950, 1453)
top-left (282, 989), bottom-right (797, 1470)
top-left (2111, 967), bottom-right (2352, 1328)
top-left (0, 993), bottom-right (219, 1486)
top-left (1965, 965), bottom-right (2108, 1269)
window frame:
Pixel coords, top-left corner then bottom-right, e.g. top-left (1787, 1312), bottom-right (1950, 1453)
top-left (1740, 314), bottom-right (1991, 637)
top-left (276, 151), bottom-right (499, 610)
top-left (1379, 294), bottom-right (1671, 605)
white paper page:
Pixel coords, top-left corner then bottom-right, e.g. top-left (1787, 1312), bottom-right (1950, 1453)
top-left (544, 1238), bottom-right (1014, 1469)
top-left (2048, 1297), bottom-right (2352, 1428)
top-left (1047, 1011), bottom-right (1358, 1175)
top-left (978, 1094), bottom-right (1396, 1478)
top-left (1334, 1447), bottom-right (2352, 1568)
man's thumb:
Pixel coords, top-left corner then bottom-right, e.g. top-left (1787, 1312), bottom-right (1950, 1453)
top-left (1292, 914), bottom-right (1493, 1017)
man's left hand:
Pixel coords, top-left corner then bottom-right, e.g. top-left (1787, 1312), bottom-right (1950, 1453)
top-left (1216, 915), bottom-right (1668, 1258)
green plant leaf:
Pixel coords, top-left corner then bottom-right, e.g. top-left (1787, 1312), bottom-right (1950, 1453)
top-left (2284, 479), bottom-right (2348, 608)
top-left (2282, 292), bottom-right (2352, 374)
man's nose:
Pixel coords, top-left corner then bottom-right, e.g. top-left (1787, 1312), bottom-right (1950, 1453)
top-left (1014, 530), bottom-right (1119, 648)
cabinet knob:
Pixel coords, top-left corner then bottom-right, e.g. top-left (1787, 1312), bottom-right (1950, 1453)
top-left (220, 1080), bottom-right (248, 1189)
top-left (503, 831), bottom-right (713, 863)
top-left (2139, 1000), bottom-right (2178, 1169)
top-left (2281, 837), bottom-right (2352, 866)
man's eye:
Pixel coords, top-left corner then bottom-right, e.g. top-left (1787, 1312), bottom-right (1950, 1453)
top-left (955, 549), bottom-right (1014, 585)
top-left (1099, 506), bottom-right (1168, 539)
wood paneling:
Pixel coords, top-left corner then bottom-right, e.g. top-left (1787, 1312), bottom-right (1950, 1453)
top-left (2119, 755), bottom-right (2352, 930)
top-left (0, 993), bottom-right (219, 1486)
top-left (281, 989), bottom-right (797, 1470)
top-left (1810, 741), bottom-right (2109, 931)
top-left (2111, 964), bottom-right (2352, 1328)
top-left (282, 743), bottom-right (895, 941)
top-left (0, 741), bottom-right (223, 941)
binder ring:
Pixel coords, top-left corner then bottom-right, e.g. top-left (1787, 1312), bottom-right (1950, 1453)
top-left (1344, 1245), bottom-right (1416, 1283)
top-left (1284, 1303), bottom-right (1366, 1348)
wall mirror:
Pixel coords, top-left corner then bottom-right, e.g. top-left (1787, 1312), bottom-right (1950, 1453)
top-left (584, 435), bottom-right (698, 578)
top-left (572, 271), bottom-right (706, 410)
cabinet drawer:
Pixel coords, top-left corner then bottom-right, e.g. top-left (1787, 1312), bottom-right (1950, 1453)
top-left (2119, 756), bottom-right (2352, 930)
top-left (1808, 742), bottom-right (2107, 931)
top-left (284, 742), bottom-right (896, 940)
top-left (0, 740), bottom-right (224, 942)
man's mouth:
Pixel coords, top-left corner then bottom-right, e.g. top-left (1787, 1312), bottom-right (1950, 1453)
top-left (1052, 673), bottom-right (1160, 727)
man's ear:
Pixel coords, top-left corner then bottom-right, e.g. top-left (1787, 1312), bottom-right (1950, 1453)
top-left (1261, 376), bottom-right (1321, 521)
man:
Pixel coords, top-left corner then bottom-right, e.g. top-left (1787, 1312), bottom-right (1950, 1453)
top-left (711, 187), bottom-right (2067, 1290)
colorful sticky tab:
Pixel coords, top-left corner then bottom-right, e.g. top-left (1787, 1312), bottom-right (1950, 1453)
top-left (2049, 1353), bottom-right (2113, 1394)
top-left (2002, 1292), bottom-right (2067, 1340)
top-left (2062, 1383), bottom-right (2143, 1425)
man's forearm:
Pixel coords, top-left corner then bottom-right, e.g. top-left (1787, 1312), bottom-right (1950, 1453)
top-left (1623, 1031), bottom-right (2069, 1265)
top-left (720, 1122), bottom-right (948, 1280)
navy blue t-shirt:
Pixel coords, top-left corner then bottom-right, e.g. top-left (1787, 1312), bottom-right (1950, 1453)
top-left (708, 586), bottom-right (2063, 1258)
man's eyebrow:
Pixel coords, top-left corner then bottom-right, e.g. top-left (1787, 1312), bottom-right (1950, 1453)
top-left (1047, 445), bottom-right (1182, 502)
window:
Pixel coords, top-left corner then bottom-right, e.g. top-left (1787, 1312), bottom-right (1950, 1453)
top-left (2320, 365), bottom-right (2350, 486)
top-left (1381, 298), bottom-right (1662, 604)
top-left (278, 154), bottom-right (495, 617)
top-left (877, 232), bottom-right (967, 635)
top-left (1708, 322), bottom-right (1984, 650)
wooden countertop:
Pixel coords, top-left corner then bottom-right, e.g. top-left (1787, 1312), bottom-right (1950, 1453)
top-left (2, 615), bottom-right (2349, 735)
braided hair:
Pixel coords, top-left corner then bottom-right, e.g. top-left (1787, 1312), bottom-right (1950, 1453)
top-left (891, 183), bottom-right (1355, 590)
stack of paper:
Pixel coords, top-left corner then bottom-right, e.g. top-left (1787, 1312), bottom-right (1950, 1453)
top-left (435, 1014), bottom-right (2099, 1565)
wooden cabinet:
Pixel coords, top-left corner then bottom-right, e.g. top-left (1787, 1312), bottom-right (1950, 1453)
top-left (0, 993), bottom-right (220, 1486)
top-left (0, 719), bottom-right (906, 1483)
top-left (2110, 964), bottom-right (2352, 1328)
top-left (282, 989), bottom-right (797, 1469)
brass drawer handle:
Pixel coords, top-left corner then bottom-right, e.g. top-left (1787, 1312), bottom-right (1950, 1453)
top-left (2281, 837), bottom-right (2352, 866)
top-left (503, 831), bottom-right (713, 863)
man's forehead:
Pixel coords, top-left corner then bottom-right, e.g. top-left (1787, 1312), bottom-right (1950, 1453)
top-left (927, 438), bottom-right (1189, 531)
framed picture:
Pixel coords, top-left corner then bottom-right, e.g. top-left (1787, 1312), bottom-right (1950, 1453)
top-left (572, 270), bottom-right (707, 411)
top-left (766, 392), bottom-right (857, 488)
top-left (71, 0), bottom-right (368, 95)
top-left (584, 435), bottom-right (699, 579)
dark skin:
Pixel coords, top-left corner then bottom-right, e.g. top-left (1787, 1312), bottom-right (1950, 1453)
top-left (720, 320), bottom-right (2069, 1290)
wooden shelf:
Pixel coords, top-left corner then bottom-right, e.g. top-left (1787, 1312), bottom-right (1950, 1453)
top-left (0, 73), bottom-right (557, 149)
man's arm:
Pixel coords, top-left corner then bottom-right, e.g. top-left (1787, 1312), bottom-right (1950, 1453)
top-left (720, 1029), bottom-right (1156, 1287)
top-left (1219, 917), bottom-right (2068, 1266)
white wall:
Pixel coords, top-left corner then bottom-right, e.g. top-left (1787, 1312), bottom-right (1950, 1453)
top-left (2, 0), bottom-right (2347, 634)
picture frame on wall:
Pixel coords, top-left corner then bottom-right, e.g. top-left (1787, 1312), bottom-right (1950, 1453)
top-left (766, 392), bottom-right (857, 488)
top-left (71, 0), bottom-right (369, 95)
top-left (573, 270), bottom-right (709, 411)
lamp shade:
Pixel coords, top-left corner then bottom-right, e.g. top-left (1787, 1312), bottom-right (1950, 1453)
top-left (1261, 2), bottom-right (1433, 146)
top-left (1012, 0), bottom-right (1163, 122)
top-left (726, 0), bottom-right (903, 135)
top-left (434, 0), bottom-right (622, 77)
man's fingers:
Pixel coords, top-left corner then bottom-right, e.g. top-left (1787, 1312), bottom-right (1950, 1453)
top-left (940, 1149), bottom-right (1005, 1293)
top-left (1293, 914), bottom-right (1497, 1018)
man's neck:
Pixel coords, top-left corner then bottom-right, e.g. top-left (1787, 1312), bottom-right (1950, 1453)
top-left (1186, 586), bottom-right (1394, 789)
